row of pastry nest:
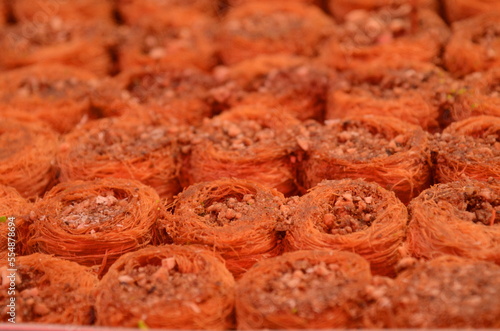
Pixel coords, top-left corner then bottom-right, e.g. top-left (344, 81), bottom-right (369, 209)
top-left (0, 0), bottom-right (498, 173)
top-left (0, 0), bottom-right (498, 78)
top-left (3, 54), bottom-right (498, 132)
top-left (1, 111), bottom-right (499, 280)
top-left (0, 66), bottom-right (498, 202)
top-left (0, 175), bottom-right (499, 328)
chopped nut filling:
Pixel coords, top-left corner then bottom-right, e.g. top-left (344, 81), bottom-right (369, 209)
top-left (196, 194), bottom-right (256, 226)
top-left (436, 133), bottom-right (500, 162)
top-left (251, 259), bottom-right (359, 319)
top-left (80, 124), bottom-right (175, 158)
top-left (195, 119), bottom-right (277, 154)
top-left (308, 121), bottom-right (409, 160)
top-left (422, 183), bottom-right (500, 226)
top-left (59, 190), bottom-right (128, 232)
top-left (116, 258), bottom-right (211, 308)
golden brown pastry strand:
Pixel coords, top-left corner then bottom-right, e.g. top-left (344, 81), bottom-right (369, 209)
top-left (160, 178), bottom-right (285, 277)
top-left (407, 178), bottom-right (500, 264)
top-left (27, 178), bottom-right (161, 271)
top-left (298, 115), bottom-right (432, 204)
top-left (0, 253), bottom-right (98, 324)
top-left (236, 250), bottom-right (372, 329)
top-left (0, 118), bottom-right (58, 200)
top-left (95, 245), bottom-right (235, 329)
top-left (433, 115), bottom-right (500, 183)
top-left (284, 179), bottom-right (408, 276)
top-left (57, 117), bottom-right (181, 201)
top-left (179, 105), bottom-right (301, 196)
top-left (444, 12), bottom-right (500, 78)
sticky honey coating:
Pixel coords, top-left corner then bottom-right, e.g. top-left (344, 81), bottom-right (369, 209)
top-left (0, 0), bottom-right (497, 329)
